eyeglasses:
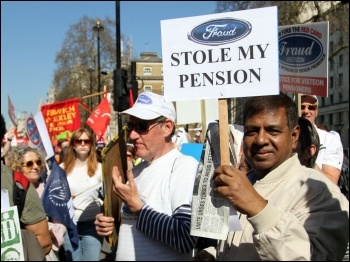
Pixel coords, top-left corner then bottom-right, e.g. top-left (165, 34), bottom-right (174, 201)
top-left (74, 139), bottom-right (91, 146)
top-left (22, 159), bottom-right (42, 168)
top-left (301, 104), bottom-right (317, 111)
top-left (126, 120), bottom-right (163, 134)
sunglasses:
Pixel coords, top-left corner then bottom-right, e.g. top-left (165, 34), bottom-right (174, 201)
top-left (301, 104), bottom-right (317, 111)
top-left (126, 120), bottom-right (163, 134)
top-left (22, 159), bottom-right (42, 168)
top-left (74, 139), bottom-right (91, 146)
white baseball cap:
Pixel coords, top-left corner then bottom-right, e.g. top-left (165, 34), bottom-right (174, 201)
top-left (301, 94), bottom-right (318, 105)
top-left (121, 92), bottom-right (176, 121)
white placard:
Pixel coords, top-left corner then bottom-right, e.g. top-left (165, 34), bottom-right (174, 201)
top-left (34, 111), bottom-right (55, 160)
top-left (161, 6), bottom-right (279, 101)
top-left (1, 206), bottom-right (25, 261)
top-left (176, 99), bottom-right (218, 125)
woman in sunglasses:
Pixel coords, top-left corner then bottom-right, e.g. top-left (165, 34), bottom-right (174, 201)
top-left (6, 146), bottom-right (46, 188)
top-left (6, 145), bottom-right (64, 261)
top-left (60, 127), bottom-right (103, 261)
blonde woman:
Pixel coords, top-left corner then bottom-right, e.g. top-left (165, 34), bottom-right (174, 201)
top-left (6, 146), bottom-right (62, 260)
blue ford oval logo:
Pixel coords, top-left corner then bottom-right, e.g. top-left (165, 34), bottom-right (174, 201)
top-left (136, 94), bottom-right (152, 105)
top-left (188, 18), bottom-right (252, 46)
top-left (279, 34), bottom-right (323, 68)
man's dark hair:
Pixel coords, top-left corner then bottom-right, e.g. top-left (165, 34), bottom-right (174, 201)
top-left (298, 117), bottom-right (320, 168)
top-left (1, 114), bottom-right (7, 139)
top-left (243, 93), bottom-right (298, 130)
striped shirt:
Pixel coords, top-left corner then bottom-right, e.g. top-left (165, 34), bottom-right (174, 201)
top-left (116, 149), bottom-right (199, 261)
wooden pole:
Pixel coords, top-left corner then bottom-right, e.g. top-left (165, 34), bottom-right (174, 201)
top-left (219, 99), bottom-right (230, 165)
top-left (200, 100), bottom-right (207, 140)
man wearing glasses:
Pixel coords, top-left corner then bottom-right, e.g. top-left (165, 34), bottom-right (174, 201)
top-left (300, 94), bottom-right (344, 185)
top-left (95, 92), bottom-right (199, 260)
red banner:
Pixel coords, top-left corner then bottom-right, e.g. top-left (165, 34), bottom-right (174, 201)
top-left (86, 97), bottom-right (111, 140)
top-left (41, 98), bottom-right (81, 140)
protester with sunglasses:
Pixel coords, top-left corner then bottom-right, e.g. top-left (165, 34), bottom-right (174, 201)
top-left (1, 114), bottom-right (52, 258)
top-left (5, 145), bottom-right (58, 259)
top-left (6, 145), bottom-right (47, 186)
top-left (300, 94), bottom-right (344, 185)
top-left (60, 127), bottom-right (103, 261)
top-left (95, 92), bottom-right (199, 261)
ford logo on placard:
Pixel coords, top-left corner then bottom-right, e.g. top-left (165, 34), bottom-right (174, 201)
top-left (279, 34), bottom-right (323, 68)
top-left (188, 18), bottom-right (252, 46)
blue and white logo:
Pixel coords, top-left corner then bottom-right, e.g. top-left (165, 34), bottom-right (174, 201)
top-left (188, 18), bottom-right (252, 46)
top-left (279, 34), bottom-right (323, 68)
top-left (48, 179), bottom-right (69, 207)
top-left (136, 94), bottom-right (152, 105)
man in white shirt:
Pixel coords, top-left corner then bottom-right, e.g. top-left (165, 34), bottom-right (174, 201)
top-left (95, 92), bottom-right (199, 261)
top-left (300, 94), bottom-right (344, 184)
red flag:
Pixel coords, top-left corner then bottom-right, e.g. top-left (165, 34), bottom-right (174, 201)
top-left (8, 95), bottom-right (18, 127)
top-left (129, 89), bottom-right (134, 108)
top-left (41, 98), bottom-right (81, 140)
top-left (86, 97), bottom-right (111, 140)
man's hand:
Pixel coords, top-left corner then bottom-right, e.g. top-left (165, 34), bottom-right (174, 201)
top-left (112, 166), bottom-right (144, 214)
top-left (213, 165), bottom-right (267, 217)
top-left (94, 213), bottom-right (114, 237)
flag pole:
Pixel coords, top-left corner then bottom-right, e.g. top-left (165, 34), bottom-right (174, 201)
top-left (37, 98), bottom-right (43, 112)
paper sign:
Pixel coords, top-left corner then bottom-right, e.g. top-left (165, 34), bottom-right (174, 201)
top-left (279, 22), bottom-right (329, 97)
top-left (161, 6), bottom-right (279, 101)
top-left (1, 206), bottom-right (25, 261)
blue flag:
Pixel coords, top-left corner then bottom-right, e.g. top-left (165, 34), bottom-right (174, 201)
top-left (41, 161), bottom-right (79, 250)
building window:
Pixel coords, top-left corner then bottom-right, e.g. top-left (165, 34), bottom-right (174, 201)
top-left (339, 54), bottom-right (343, 67)
top-left (144, 85), bottom-right (152, 92)
top-left (330, 59), bottom-right (334, 71)
top-left (143, 67), bottom-right (152, 75)
top-left (329, 114), bottom-right (333, 125)
top-left (319, 115), bottom-right (325, 125)
top-left (329, 41), bottom-right (334, 54)
top-left (339, 35), bottom-right (343, 45)
top-left (321, 97), bottom-right (325, 106)
top-left (330, 94), bottom-right (334, 104)
top-left (339, 92), bottom-right (343, 102)
top-left (329, 76), bottom-right (334, 88)
top-left (338, 73), bottom-right (343, 86)
top-left (338, 112), bottom-right (343, 124)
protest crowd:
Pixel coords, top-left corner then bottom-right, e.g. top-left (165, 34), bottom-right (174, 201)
top-left (1, 5), bottom-right (349, 262)
top-left (1, 89), bottom-right (349, 261)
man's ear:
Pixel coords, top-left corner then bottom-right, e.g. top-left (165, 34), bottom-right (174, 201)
top-left (291, 125), bottom-right (300, 150)
top-left (163, 119), bottom-right (174, 138)
top-left (308, 145), bottom-right (317, 158)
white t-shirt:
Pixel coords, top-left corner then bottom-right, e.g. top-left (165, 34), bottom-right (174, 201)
top-left (315, 127), bottom-right (343, 170)
top-left (116, 148), bottom-right (198, 261)
top-left (60, 162), bottom-right (103, 221)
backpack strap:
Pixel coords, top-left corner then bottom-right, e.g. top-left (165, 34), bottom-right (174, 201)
top-left (13, 171), bottom-right (30, 220)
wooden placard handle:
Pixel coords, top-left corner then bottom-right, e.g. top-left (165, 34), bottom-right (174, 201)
top-left (219, 99), bottom-right (229, 165)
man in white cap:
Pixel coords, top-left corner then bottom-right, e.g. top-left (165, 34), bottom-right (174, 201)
top-left (300, 94), bottom-right (343, 184)
top-left (95, 92), bottom-right (199, 261)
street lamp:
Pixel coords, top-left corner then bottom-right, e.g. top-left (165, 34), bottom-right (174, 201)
top-left (87, 66), bottom-right (95, 110)
top-left (93, 19), bottom-right (104, 103)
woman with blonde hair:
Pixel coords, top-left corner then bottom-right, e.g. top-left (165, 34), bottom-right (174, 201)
top-left (6, 146), bottom-right (63, 261)
top-left (60, 128), bottom-right (103, 261)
